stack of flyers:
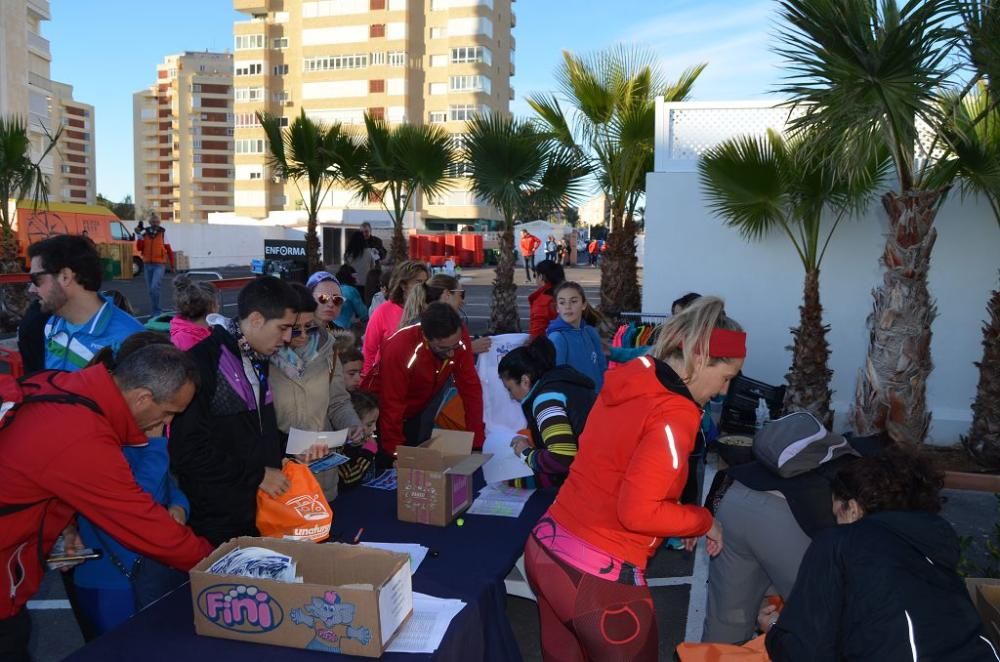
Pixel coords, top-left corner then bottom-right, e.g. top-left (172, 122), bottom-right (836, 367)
top-left (309, 452), bottom-right (350, 474)
top-left (207, 546), bottom-right (302, 583)
top-left (362, 468), bottom-right (398, 491)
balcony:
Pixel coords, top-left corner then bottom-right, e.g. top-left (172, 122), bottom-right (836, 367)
top-left (234, 0), bottom-right (268, 14)
top-left (27, 0), bottom-right (50, 20)
top-left (27, 32), bottom-right (51, 60)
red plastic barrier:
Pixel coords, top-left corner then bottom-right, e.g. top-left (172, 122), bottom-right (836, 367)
top-left (408, 235), bottom-right (420, 260)
top-left (0, 347), bottom-right (25, 378)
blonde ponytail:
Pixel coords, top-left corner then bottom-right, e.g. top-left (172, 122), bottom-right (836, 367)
top-left (652, 296), bottom-right (743, 379)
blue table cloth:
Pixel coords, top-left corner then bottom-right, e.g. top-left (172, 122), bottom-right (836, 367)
top-left (66, 474), bottom-right (555, 662)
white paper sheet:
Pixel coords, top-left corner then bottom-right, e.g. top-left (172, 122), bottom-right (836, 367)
top-left (466, 484), bottom-right (535, 518)
top-left (285, 427), bottom-right (347, 455)
top-left (385, 592), bottom-right (467, 654)
top-left (480, 426), bottom-right (534, 484)
top-left (476, 333), bottom-right (530, 433)
top-left (358, 542), bottom-right (429, 575)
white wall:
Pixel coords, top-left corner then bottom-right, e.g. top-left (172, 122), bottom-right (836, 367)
top-left (159, 222), bottom-right (306, 270)
top-left (643, 170), bottom-right (999, 444)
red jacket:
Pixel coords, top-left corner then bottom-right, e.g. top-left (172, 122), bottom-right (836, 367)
top-left (0, 367), bottom-right (214, 618)
top-left (520, 233), bottom-right (541, 257)
top-left (528, 284), bottom-right (556, 339)
top-left (361, 324), bottom-right (485, 455)
top-left (547, 357), bottom-right (713, 569)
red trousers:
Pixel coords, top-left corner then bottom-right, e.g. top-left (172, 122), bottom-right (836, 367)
top-left (524, 535), bottom-right (658, 662)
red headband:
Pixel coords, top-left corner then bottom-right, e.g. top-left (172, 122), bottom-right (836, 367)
top-left (707, 328), bottom-right (747, 358)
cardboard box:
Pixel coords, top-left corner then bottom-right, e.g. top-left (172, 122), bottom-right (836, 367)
top-left (396, 428), bottom-right (491, 526)
top-left (974, 581), bottom-right (1000, 648)
top-left (190, 537), bottom-right (413, 657)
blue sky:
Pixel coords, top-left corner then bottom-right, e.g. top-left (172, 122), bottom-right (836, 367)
top-left (46, 0), bottom-right (780, 201)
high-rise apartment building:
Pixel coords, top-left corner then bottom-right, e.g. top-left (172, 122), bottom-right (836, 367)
top-left (133, 52), bottom-right (235, 222)
top-left (232, 0), bottom-right (514, 230)
top-left (0, 0), bottom-right (96, 204)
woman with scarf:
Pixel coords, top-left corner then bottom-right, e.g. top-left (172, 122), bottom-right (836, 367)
top-left (270, 283), bottom-right (360, 500)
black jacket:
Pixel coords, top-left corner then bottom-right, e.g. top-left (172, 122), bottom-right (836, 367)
top-left (767, 511), bottom-right (998, 662)
top-left (17, 299), bottom-right (51, 376)
top-left (168, 325), bottom-right (284, 546)
top-left (522, 365), bottom-right (596, 448)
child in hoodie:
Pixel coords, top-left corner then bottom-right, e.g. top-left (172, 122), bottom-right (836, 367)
top-left (546, 281), bottom-right (607, 392)
top-left (169, 276), bottom-right (218, 350)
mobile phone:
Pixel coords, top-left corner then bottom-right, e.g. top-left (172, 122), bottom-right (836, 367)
top-left (47, 550), bottom-right (103, 564)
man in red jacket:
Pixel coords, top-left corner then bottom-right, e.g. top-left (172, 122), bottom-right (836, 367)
top-left (0, 345), bottom-right (214, 660)
top-left (519, 229), bottom-right (542, 282)
top-left (362, 302), bottom-right (485, 457)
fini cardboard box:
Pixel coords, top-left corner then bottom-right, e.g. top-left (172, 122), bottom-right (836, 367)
top-left (190, 537), bottom-right (413, 657)
top-left (973, 581), bottom-right (1000, 648)
top-left (396, 428), bottom-right (491, 526)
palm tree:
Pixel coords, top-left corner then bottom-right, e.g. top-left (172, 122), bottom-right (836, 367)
top-left (347, 114), bottom-right (456, 264)
top-left (929, 86), bottom-right (1000, 466)
top-left (700, 129), bottom-right (890, 426)
top-left (257, 109), bottom-right (367, 273)
top-left (0, 115), bottom-right (60, 270)
top-left (774, 0), bottom-right (1000, 444)
top-left (528, 46), bottom-right (705, 316)
top-left (463, 113), bottom-right (588, 332)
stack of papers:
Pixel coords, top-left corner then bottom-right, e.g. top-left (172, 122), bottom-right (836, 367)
top-left (385, 593), bottom-right (467, 654)
top-left (206, 547), bottom-right (302, 583)
top-left (480, 427), bottom-right (534, 484)
top-left (467, 484), bottom-right (535, 518)
top-left (358, 542), bottom-right (429, 575)
top-left (286, 427), bottom-right (348, 455)
top-left (363, 468), bottom-right (398, 490)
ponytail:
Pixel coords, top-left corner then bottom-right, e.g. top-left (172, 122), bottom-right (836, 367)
top-left (652, 296), bottom-right (743, 379)
top-left (498, 335), bottom-right (556, 385)
top-left (398, 281), bottom-right (428, 330)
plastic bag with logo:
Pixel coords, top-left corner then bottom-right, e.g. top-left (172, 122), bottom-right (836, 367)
top-left (676, 635), bottom-right (770, 661)
top-left (256, 461), bottom-right (334, 542)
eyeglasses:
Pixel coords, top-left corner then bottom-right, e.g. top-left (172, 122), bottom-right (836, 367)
top-left (316, 293), bottom-right (345, 306)
top-left (291, 324), bottom-right (320, 338)
top-left (29, 271), bottom-right (55, 287)
top-left (428, 340), bottom-right (464, 356)
top-left (450, 289), bottom-right (465, 300)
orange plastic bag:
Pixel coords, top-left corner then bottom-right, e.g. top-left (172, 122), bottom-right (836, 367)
top-left (676, 635), bottom-right (770, 661)
top-left (256, 461), bottom-right (333, 542)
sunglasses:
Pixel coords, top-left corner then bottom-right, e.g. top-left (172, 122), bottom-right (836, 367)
top-left (316, 293), bottom-right (345, 306)
top-left (29, 271), bottom-right (55, 287)
top-left (291, 324), bottom-right (320, 338)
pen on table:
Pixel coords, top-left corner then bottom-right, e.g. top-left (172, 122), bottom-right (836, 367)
top-left (352, 527), bottom-right (365, 544)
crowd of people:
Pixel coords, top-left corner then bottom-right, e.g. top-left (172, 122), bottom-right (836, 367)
top-left (0, 230), bottom-right (995, 662)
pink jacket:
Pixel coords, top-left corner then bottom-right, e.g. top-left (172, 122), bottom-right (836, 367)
top-left (362, 301), bottom-right (403, 376)
top-left (170, 317), bottom-right (212, 351)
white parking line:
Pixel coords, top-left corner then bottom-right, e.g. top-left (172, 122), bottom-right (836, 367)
top-left (684, 459), bottom-right (718, 642)
top-left (27, 600), bottom-right (71, 610)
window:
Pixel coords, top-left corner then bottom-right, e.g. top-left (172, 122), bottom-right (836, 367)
top-left (249, 171), bottom-right (262, 180)
top-left (278, 117), bottom-right (289, 127)
top-left (370, 0), bottom-right (386, 8)
top-left (235, 62), bottom-right (263, 76)
top-left (429, 82), bottom-right (447, 95)
top-left (429, 111), bottom-right (447, 123)
top-left (369, 79), bottom-right (385, 93)
top-left (235, 34), bottom-right (265, 50)
top-left (235, 139), bottom-right (265, 154)
top-left (273, 37), bottom-right (289, 49)
top-left (370, 24), bottom-right (385, 38)
top-left (234, 112), bottom-right (260, 128)
top-left (449, 75), bottom-right (490, 93)
top-left (304, 53), bottom-right (368, 72)
top-left (430, 27), bottom-right (446, 39)
top-left (273, 90), bottom-right (290, 102)
top-left (370, 51), bottom-right (386, 66)
top-left (449, 104), bottom-right (481, 121)
top-left (234, 87), bottom-right (265, 102)
top-left (387, 51), bottom-right (405, 67)
top-left (430, 54), bottom-right (448, 67)
top-left (273, 64), bottom-right (289, 76)
top-left (451, 46), bottom-right (491, 64)
top-left (446, 134), bottom-right (471, 177)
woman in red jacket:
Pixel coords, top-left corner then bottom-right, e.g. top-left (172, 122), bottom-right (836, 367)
top-left (525, 297), bottom-right (745, 661)
top-left (528, 260), bottom-right (564, 339)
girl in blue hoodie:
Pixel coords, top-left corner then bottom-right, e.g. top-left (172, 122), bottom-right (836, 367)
top-left (546, 281), bottom-right (608, 392)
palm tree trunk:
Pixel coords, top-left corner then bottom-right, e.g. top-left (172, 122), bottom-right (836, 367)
top-left (490, 224), bottom-right (520, 333)
top-left (851, 190), bottom-right (940, 444)
top-left (963, 281), bottom-right (1000, 468)
top-left (305, 214), bottom-right (321, 274)
top-left (784, 268), bottom-right (833, 427)
top-left (389, 221), bottom-right (407, 265)
top-left (598, 212), bottom-right (641, 317)
top-left (0, 230), bottom-right (28, 328)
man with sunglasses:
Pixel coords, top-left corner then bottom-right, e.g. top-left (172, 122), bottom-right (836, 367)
top-left (27, 235), bottom-right (143, 372)
top-left (361, 302), bottom-right (485, 457)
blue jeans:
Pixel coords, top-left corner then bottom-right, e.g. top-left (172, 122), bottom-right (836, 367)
top-left (144, 263), bottom-right (166, 315)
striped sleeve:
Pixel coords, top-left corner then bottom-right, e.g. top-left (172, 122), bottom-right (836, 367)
top-left (524, 391), bottom-right (578, 477)
top-left (337, 442), bottom-right (376, 488)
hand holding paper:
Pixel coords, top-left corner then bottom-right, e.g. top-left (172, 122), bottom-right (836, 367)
top-left (286, 427), bottom-right (348, 455)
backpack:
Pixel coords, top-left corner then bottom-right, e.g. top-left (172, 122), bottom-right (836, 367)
top-left (0, 371), bottom-right (103, 516)
top-left (752, 411), bottom-right (859, 478)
